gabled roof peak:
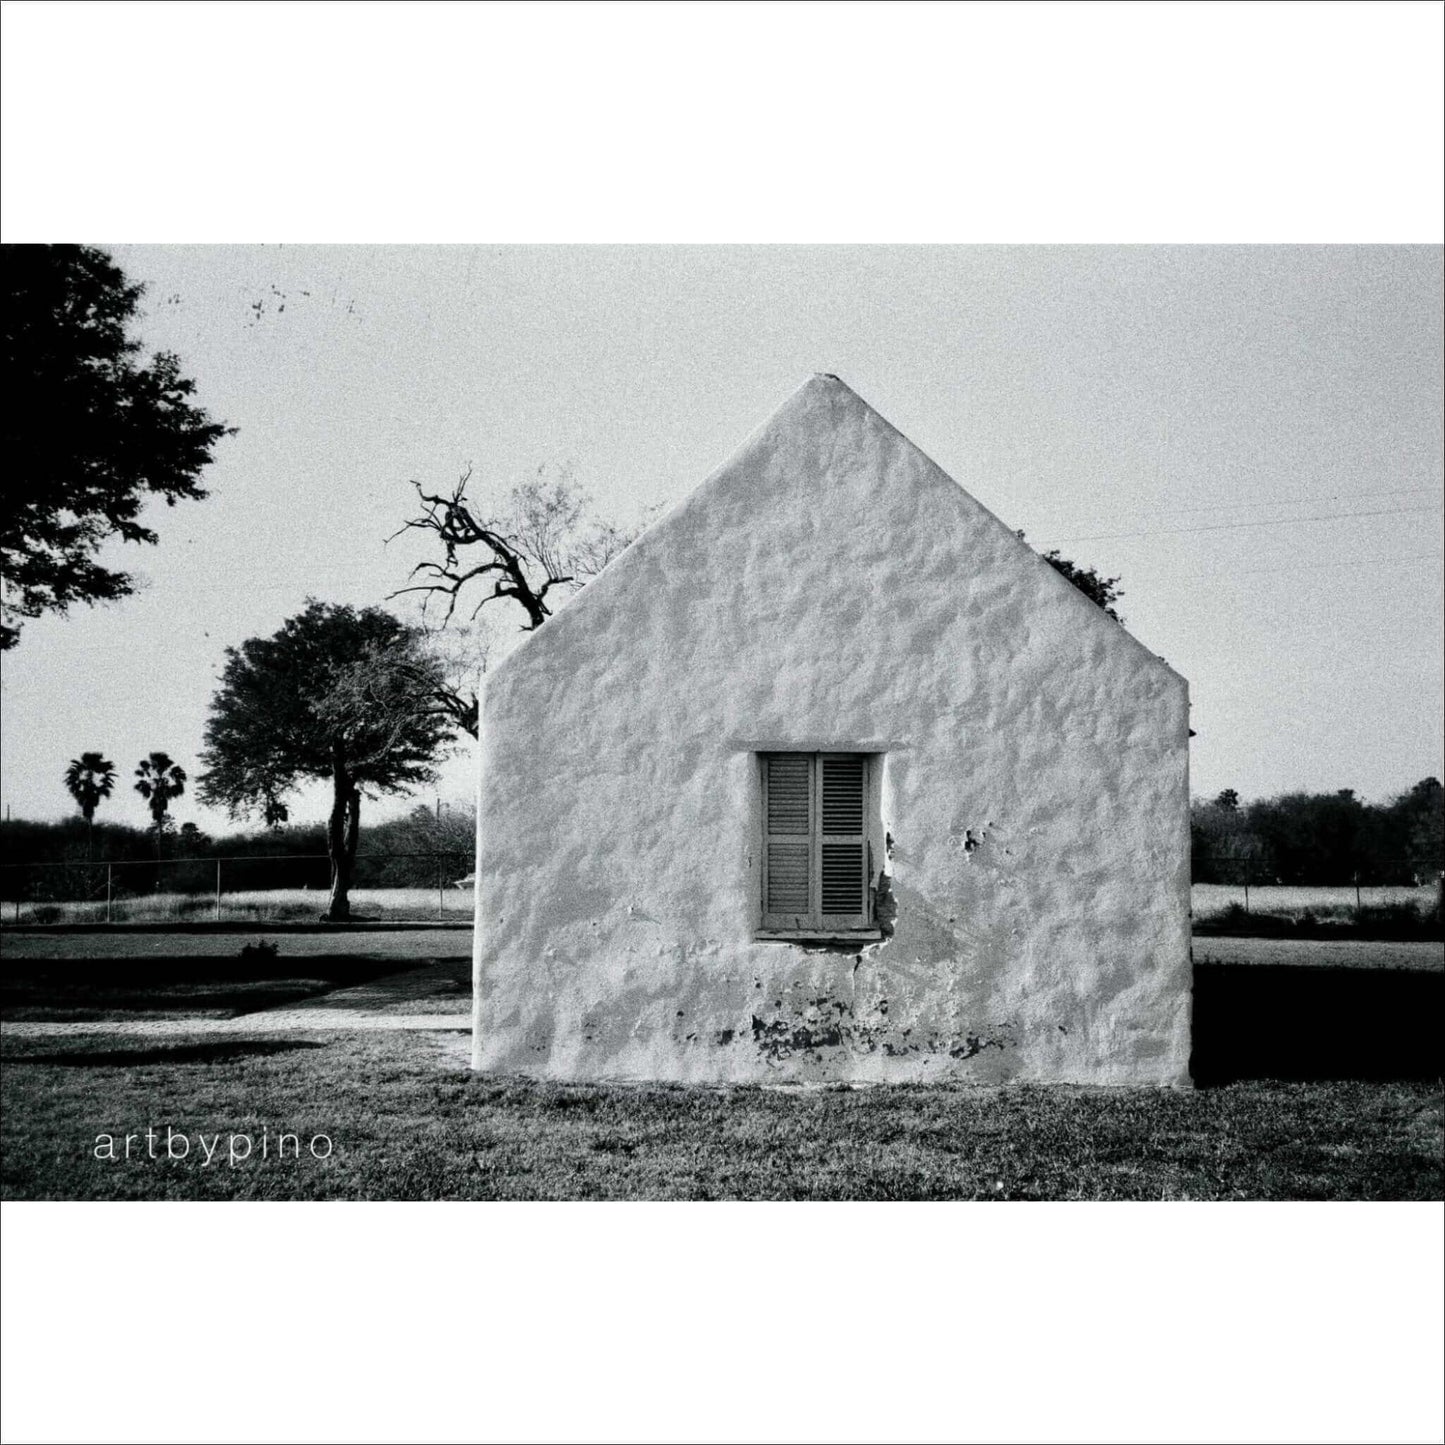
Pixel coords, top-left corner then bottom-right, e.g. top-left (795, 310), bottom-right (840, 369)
top-left (484, 372), bottom-right (1186, 691)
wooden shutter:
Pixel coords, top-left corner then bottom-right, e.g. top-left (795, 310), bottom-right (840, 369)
top-left (762, 754), bottom-right (812, 928)
top-left (818, 754), bottom-right (869, 928)
top-left (761, 752), bottom-right (872, 933)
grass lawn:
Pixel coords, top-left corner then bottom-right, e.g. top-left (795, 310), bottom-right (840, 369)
top-left (2, 1028), bottom-right (1440, 1201)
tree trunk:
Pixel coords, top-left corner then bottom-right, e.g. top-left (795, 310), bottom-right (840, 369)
top-left (326, 754), bottom-right (361, 921)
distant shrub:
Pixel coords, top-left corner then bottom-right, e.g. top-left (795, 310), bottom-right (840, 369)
top-left (1196, 898), bottom-right (1441, 940)
top-left (1351, 903), bottom-right (1441, 939)
top-left (1197, 903), bottom-right (1290, 936)
top-left (240, 939), bottom-right (280, 960)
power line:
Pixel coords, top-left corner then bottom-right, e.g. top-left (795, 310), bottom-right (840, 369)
top-left (1043, 503), bottom-right (1443, 545)
top-left (1134, 550), bottom-right (1443, 582)
top-left (1018, 483), bottom-right (1439, 527)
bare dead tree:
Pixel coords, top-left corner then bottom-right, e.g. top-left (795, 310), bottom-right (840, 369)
top-left (386, 467), bottom-right (656, 735)
top-left (399, 620), bottom-right (504, 740)
top-left (325, 634), bottom-right (484, 740)
top-left (388, 465), bottom-right (643, 633)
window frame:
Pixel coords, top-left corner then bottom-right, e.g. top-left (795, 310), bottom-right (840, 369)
top-left (757, 751), bottom-right (882, 941)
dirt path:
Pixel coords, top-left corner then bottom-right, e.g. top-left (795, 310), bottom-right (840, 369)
top-left (1, 960), bottom-right (472, 1042)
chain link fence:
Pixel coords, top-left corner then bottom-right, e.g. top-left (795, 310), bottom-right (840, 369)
top-left (3, 850), bottom-right (1439, 927)
top-left (0, 851), bottom-right (474, 924)
top-left (1192, 855), bottom-right (1443, 914)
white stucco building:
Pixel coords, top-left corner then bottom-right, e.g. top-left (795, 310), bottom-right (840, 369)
top-left (472, 374), bottom-right (1192, 1084)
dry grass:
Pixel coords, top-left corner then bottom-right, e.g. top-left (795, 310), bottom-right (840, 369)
top-left (1191, 882), bottom-right (1437, 922)
top-left (10, 886), bottom-right (474, 926)
top-left (3, 1028), bottom-right (1440, 1200)
top-left (11, 883), bottom-right (1437, 928)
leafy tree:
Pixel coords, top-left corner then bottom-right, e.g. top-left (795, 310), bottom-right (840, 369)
top-left (1191, 791), bottom-right (1264, 883)
top-left (1193, 780), bottom-right (1445, 886)
top-left (360, 800), bottom-right (479, 888)
top-left (1016, 531), bottom-right (1125, 621)
top-left (1388, 777), bottom-right (1444, 882)
top-left (1, 245), bottom-right (232, 649)
top-left (1244, 789), bottom-right (1371, 886)
top-left (392, 799), bottom-right (478, 856)
top-left (134, 752), bottom-right (187, 853)
top-left (62, 751), bottom-right (116, 856)
top-left (197, 600), bottom-right (455, 920)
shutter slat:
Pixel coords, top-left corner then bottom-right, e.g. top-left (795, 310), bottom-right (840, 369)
top-left (766, 755), bottom-right (811, 835)
top-left (766, 841), bottom-right (810, 912)
top-left (821, 842), bottom-right (865, 914)
top-left (821, 756), bottom-right (864, 834)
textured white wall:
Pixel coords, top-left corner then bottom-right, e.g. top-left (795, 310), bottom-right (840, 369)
top-left (473, 375), bottom-right (1191, 1084)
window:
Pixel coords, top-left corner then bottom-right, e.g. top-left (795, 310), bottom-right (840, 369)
top-left (759, 752), bottom-right (879, 936)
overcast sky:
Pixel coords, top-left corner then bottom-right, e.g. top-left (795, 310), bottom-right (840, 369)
top-left (1, 243), bottom-right (1440, 833)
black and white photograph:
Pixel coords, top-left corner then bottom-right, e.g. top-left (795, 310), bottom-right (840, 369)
top-left (1, 4), bottom-right (1441, 1444)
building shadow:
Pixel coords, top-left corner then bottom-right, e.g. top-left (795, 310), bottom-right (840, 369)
top-left (1, 957), bottom-right (416, 1020)
top-left (1190, 962), bottom-right (1444, 1085)
top-left (11, 1039), bottom-right (330, 1068)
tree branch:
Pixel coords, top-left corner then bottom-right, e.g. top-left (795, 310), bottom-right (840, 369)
top-left (387, 465), bottom-right (645, 636)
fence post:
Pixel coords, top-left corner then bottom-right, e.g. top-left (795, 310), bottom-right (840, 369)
top-left (1354, 871), bottom-right (1361, 910)
top-left (106, 863), bottom-right (113, 924)
top-left (1243, 868), bottom-right (1250, 915)
top-left (437, 856), bottom-right (444, 919)
top-left (215, 858), bottom-right (222, 923)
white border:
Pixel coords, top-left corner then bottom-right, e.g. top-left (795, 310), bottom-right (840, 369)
top-left (2, 3), bottom-right (1442, 1443)
top-left (3, 1203), bottom-right (1443, 1443)
top-left (2, 1), bottom-right (1442, 243)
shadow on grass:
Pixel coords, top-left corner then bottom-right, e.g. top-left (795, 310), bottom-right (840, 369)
top-left (1191, 962), bottom-right (1444, 1086)
top-left (14, 1039), bottom-right (330, 1068)
top-left (1, 958), bottom-right (416, 1021)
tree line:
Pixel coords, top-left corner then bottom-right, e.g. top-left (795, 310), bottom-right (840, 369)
top-left (1192, 779), bottom-right (1443, 886)
top-left (13, 778), bottom-right (1439, 899)
top-left (0, 803), bottom-right (477, 903)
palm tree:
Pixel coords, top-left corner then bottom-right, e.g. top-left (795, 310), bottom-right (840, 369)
top-left (134, 752), bottom-right (187, 857)
top-left (63, 752), bottom-right (117, 858)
